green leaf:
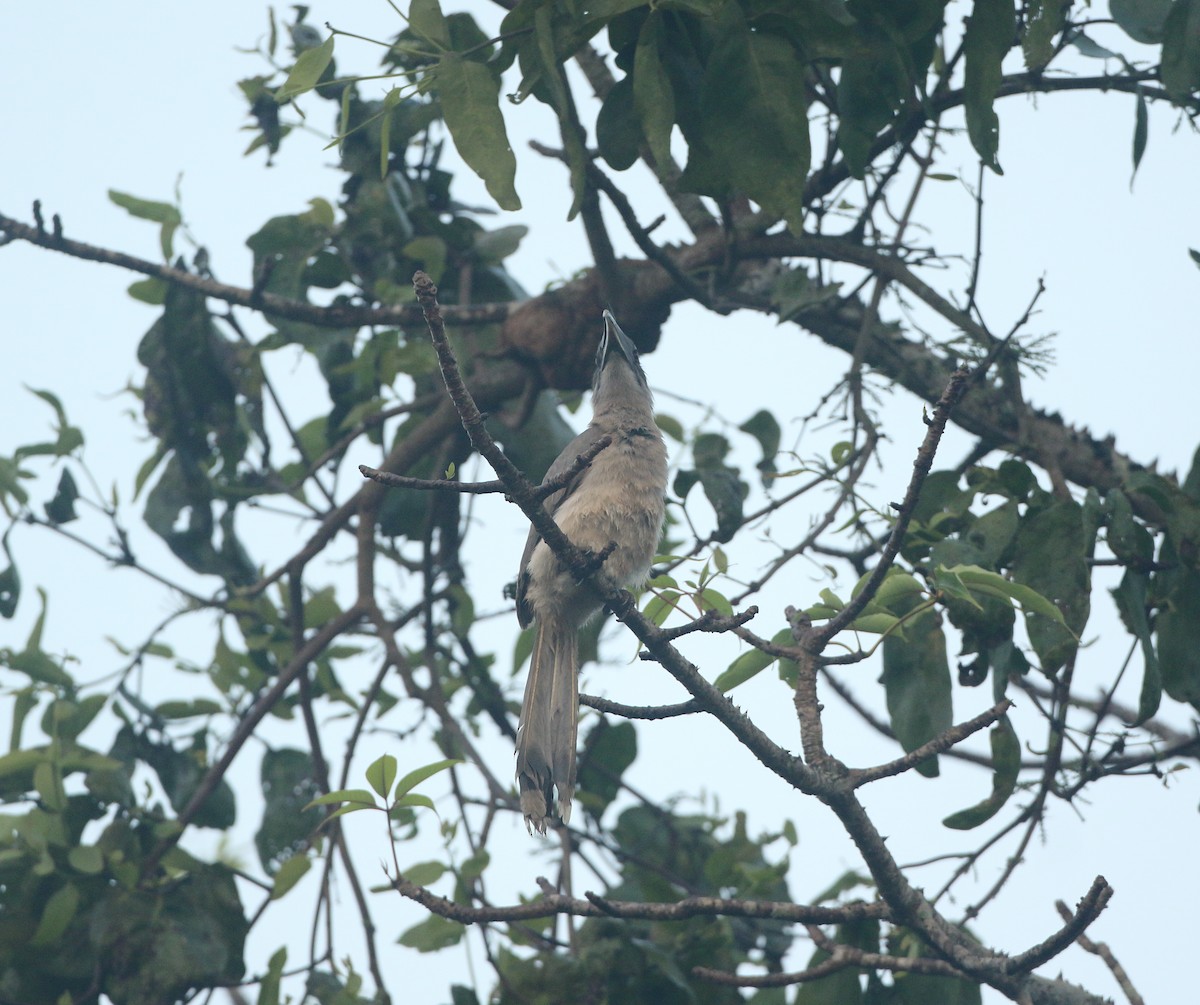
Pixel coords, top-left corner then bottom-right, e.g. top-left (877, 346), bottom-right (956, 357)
top-left (258, 946), bottom-right (287, 1005)
top-left (596, 75), bottom-right (640, 170)
top-left (42, 468), bottom-right (79, 524)
top-left (578, 720), bottom-right (637, 819)
top-left (303, 788), bottom-right (378, 811)
top-left (257, 749), bottom-right (322, 874)
top-left (1111, 0), bottom-right (1174, 44)
top-left (963, 0), bottom-right (1015, 172)
top-left (366, 753), bottom-right (398, 799)
top-left (0, 542), bottom-right (19, 619)
top-left (459, 850), bottom-right (490, 880)
top-left (269, 853), bottom-right (311, 900)
top-left (689, 8), bottom-right (810, 230)
top-left (698, 467), bottom-right (746, 543)
top-left (409, 0), bottom-right (450, 47)
top-left (633, 13), bottom-right (675, 169)
top-left (1131, 89), bottom-right (1149, 185)
top-left (154, 699), bottom-right (223, 719)
top-left (1162, 0), bottom-right (1200, 103)
top-left (31, 882), bottom-right (80, 947)
top-left (1011, 501), bottom-right (1092, 673)
top-left (642, 590), bottom-right (679, 627)
top-left (392, 792), bottom-right (436, 814)
top-left (1021, 0), bottom-right (1066, 70)
top-left (472, 224), bottom-right (527, 265)
top-left (403, 860), bottom-right (447, 886)
top-left (128, 277), bottom-right (168, 304)
top-left (436, 54), bottom-right (520, 210)
top-left (68, 845), bottom-right (105, 874)
top-left (714, 646), bottom-right (774, 692)
top-left (1155, 547), bottom-right (1200, 705)
top-left (398, 913), bottom-right (464, 952)
top-left (881, 609), bottom-right (952, 778)
top-left (108, 190), bottom-right (182, 259)
top-left (654, 412), bottom-right (684, 443)
top-left (1110, 571), bottom-right (1161, 724)
top-left (276, 34), bottom-right (334, 101)
top-left (946, 565), bottom-right (1070, 626)
top-left (379, 86), bottom-right (403, 179)
top-left (943, 717), bottom-right (1019, 828)
top-left (392, 757), bottom-right (459, 799)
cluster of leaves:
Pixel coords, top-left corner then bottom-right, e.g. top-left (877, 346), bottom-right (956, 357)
top-left (0, 630), bottom-right (248, 1004)
top-left (371, 0), bottom-right (1200, 233)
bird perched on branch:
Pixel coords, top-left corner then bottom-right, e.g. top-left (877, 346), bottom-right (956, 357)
top-left (515, 311), bottom-right (668, 835)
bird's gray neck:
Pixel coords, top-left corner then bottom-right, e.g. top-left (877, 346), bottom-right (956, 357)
top-left (591, 362), bottom-right (655, 431)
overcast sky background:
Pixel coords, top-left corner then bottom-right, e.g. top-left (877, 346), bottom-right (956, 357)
top-left (3, 2), bottom-right (1198, 1003)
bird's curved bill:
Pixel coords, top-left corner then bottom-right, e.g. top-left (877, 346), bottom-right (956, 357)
top-left (600, 309), bottom-right (639, 368)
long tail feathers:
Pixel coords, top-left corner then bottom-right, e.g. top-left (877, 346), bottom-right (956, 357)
top-left (515, 621), bottom-right (579, 834)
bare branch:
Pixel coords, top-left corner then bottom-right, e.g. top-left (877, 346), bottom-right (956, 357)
top-left (390, 871), bottom-right (889, 925)
top-left (849, 700), bottom-right (1014, 786)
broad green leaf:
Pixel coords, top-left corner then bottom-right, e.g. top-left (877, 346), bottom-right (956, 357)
top-left (963, 0), bottom-right (1015, 172)
top-left (366, 753), bottom-right (398, 799)
top-left (269, 853), bottom-right (311, 900)
top-left (403, 860), bottom-right (447, 886)
top-left (1162, 0), bottom-right (1200, 103)
top-left (596, 75), bottom-right (640, 170)
top-left (459, 850), bottom-right (490, 880)
top-left (695, 586), bottom-right (733, 617)
top-left (847, 612), bottom-right (902, 635)
top-left (436, 54), bottom-right (520, 210)
top-left (42, 468), bottom-right (79, 524)
top-left (154, 699), bottom-right (223, 719)
top-left (1110, 571), bottom-right (1161, 724)
top-left (932, 565), bottom-right (982, 610)
top-left (68, 845), bottom-right (105, 874)
top-left (881, 609), bottom-right (951, 778)
top-left (31, 882), bottom-right (80, 947)
top-left (1111, 0), bottom-right (1174, 44)
top-left (714, 646), bottom-right (775, 692)
top-left (1011, 501), bottom-right (1092, 673)
top-left (398, 913), bottom-right (464, 952)
top-left (276, 34), bottom-right (334, 101)
top-left (392, 792), bottom-right (436, 814)
top-left (472, 224), bottom-right (527, 265)
top-left (409, 0), bottom-right (450, 47)
top-left (257, 749), bottom-right (322, 874)
top-left (943, 717), bottom-right (1019, 828)
top-left (834, 25), bottom-right (906, 178)
top-left (578, 720), bottom-right (637, 819)
top-left (691, 8), bottom-right (811, 230)
top-left (634, 14), bottom-right (675, 169)
top-left (1155, 546), bottom-right (1200, 705)
top-left (128, 277), bottom-right (168, 304)
top-left (698, 467), bottom-right (746, 543)
top-left (392, 757), bottom-right (459, 799)
top-left (947, 565), bottom-right (1070, 626)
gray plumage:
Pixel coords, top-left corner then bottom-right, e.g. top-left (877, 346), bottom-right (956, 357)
top-left (515, 311), bottom-right (668, 834)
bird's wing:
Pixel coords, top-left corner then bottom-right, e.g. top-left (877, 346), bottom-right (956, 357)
top-left (515, 425), bottom-right (609, 627)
